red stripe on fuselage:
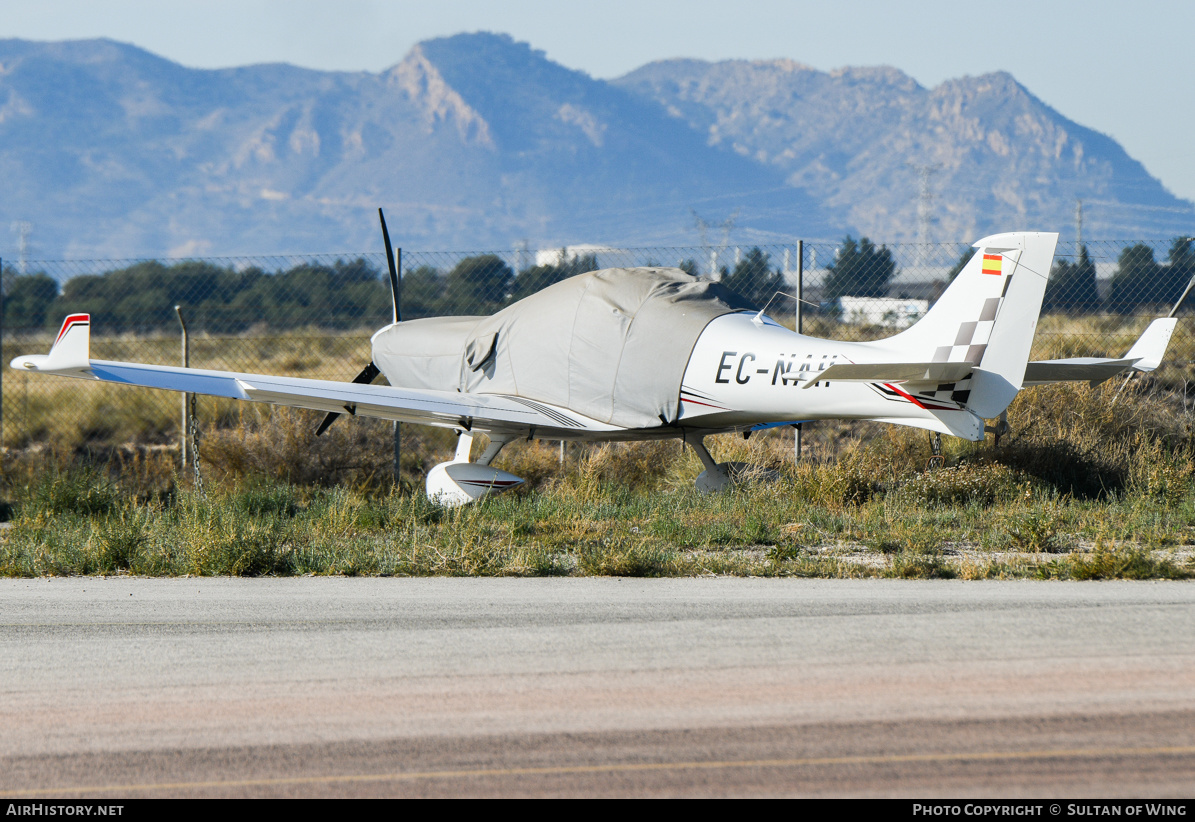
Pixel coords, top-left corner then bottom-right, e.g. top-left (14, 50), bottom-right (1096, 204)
top-left (680, 398), bottom-right (728, 410)
top-left (883, 382), bottom-right (956, 411)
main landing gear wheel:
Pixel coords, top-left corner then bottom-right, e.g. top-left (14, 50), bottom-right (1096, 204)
top-left (425, 432), bottom-right (524, 507)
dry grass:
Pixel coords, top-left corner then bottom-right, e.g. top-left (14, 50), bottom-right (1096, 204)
top-left (2, 318), bottom-right (1195, 579)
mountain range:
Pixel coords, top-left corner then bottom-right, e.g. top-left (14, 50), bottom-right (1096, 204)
top-left (0, 32), bottom-right (1189, 260)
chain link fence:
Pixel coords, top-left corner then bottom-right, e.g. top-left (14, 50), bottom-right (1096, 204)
top-left (2, 237), bottom-right (1192, 468)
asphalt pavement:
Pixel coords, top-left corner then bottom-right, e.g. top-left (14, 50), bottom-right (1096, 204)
top-left (1, 577), bottom-right (1193, 797)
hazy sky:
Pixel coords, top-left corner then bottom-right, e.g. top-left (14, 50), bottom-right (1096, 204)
top-left (5, 0), bottom-right (1195, 205)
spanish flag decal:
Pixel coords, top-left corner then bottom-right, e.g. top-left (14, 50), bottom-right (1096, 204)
top-left (981, 253), bottom-right (1003, 275)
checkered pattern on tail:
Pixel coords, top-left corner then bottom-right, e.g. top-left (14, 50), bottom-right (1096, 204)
top-left (930, 295), bottom-right (1005, 366)
top-left (915, 260), bottom-right (1018, 407)
top-left (917, 377), bottom-right (973, 406)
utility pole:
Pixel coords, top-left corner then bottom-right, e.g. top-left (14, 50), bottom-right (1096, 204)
top-left (175, 306), bottom-right (192, 470)
top-left (718, 211), bottom-right (738, 279)
top-left (906, 164), bottom-right (941, 246)
top-left (1075, 198), bottom-right (1083, 261)
top-left (394, 247), bottom-right (402, 486)
top-left (516, 238), bottom-right (530, 274)
top-left (10, 222), bottom-right (31, 275)
top-left (794, 241), bottom-right (803, 463)
top-left (692, 211), bottom-right (711, 274)
top-left (692, 209), bottom-right (738, 279)
top-left (1, 256), bottom-right (4, 458)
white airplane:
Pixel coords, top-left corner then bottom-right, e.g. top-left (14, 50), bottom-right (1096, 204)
top-left (11, 224), bottom-right (1176, 506)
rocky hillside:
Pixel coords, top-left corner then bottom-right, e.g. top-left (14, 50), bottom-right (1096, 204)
top-left (615, 58), bottom-right (1191, 243)
top-left (0, 33), bottom-right (1187, 259)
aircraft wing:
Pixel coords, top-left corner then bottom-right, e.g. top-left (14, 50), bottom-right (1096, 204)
top-left (1022, 318), bottom-right (1178, 386)
top-left (10, 315), bottom-right (607, 436)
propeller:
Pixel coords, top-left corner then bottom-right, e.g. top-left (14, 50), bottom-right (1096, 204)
top-left (314, 209), bottom-right (400, 436)
top-left (379, 207), bottom-right (401, 323)
top-left (314, 361), bottom-right (381, 436)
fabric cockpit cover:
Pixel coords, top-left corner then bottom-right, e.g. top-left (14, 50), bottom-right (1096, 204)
top-left (373, 267), bottom-right (753, 429)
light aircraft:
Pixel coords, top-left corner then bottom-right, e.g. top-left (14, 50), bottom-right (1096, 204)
top-left (11, 221), bottom-right (1176, 506)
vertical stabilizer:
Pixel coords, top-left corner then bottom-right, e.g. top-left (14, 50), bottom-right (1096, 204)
top-left (967, 233), bottom-right (1057, 417)
top-left (46, 313), bottom-right (92, 371)
top-left (875, 232), bottom-right (1058, 419)
top-left (1124, 317), bottom-right (1178, 372)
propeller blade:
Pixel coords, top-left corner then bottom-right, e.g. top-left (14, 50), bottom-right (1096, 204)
top-left (315, 361), bottom-right (382, 436)
top-left (379, 208), bottom-right (401, 323)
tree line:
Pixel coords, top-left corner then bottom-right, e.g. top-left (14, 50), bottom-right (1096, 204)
top-left (0, 248), bottom-right (785, 334)
top-left (1043, 238), bottom-right (1195, 314)
top-left (827, 236), bottom-right (1195, 315)
top-left (2, 238), bottom-right (1191, 333)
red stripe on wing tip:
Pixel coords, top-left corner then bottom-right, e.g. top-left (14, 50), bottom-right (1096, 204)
top-left (54, 314), bottom-right (90, 345)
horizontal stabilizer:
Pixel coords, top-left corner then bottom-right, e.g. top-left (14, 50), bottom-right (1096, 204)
top-left (1023, 358), bottom-right (1139, 386)
top-left (806, 361), bottom-right (974, 387)
top-left (1022, 317), bottom-right (1178, 387)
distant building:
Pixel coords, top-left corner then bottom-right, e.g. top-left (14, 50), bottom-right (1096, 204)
top-left (836, 296), bottom-right (929, 328)
top-left (534, 244), bottom-right (613, 267)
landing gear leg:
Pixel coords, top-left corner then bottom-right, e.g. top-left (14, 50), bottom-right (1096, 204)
top-left (685, 433), bottom-right (719, 473)
top-left (477, 434), bottom-right (513, 466)
top-left (684, 433), bottom-right (733, 493)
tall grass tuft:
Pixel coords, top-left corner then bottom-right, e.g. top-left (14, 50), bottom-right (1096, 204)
top-left (577, 539), bottom-right (676, 577)
top-left (28, 467), bottom-right (122, 517)
top-left (1037, 546), bottom-right (1193, 580)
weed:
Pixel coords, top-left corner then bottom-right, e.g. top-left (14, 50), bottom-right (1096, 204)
top-left (766, 543), bottom-right (804, 562)
top-left (1004, 504), bottom-right (1072, 553)
top-left (897, 462), bottom-right (1026, 506)
top-left (577, 538), bottom-right (676, 576)
top-left (888, 552), bottom-right (957, 579)
top-left (91, 507), bottom-right (150, 573)
top-left (1127, 436), bottom-right (1194, 506)
top-left (231, 480), bottom-right (300, 517)
top-left (27, 468), bottom-right (121, 518)
top-left (1037, 546), bottom-right (1193, 580)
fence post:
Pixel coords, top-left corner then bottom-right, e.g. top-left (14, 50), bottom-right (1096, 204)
top-left (794, 241), bottom-right (803, 463)
top-left (174, 306), bottom-right (189, 469)
top-left (393, 247), bottom-right (402, 485)
top-left (0, 256), bottom-right (4, 459)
